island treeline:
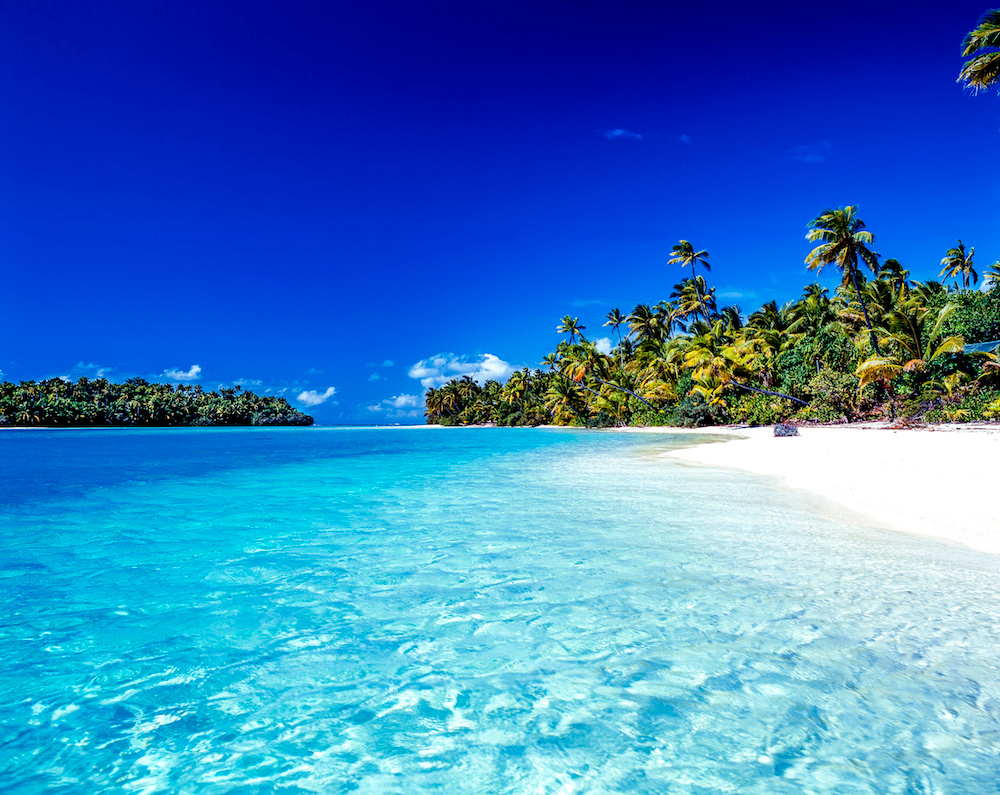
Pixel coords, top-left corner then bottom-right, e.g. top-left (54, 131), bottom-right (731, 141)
top-left (429, 11), bottom-right (1000, 430)
top-left (426, 208), bottom-right (1000, 428)
top-left (0, 378), bottom-right (314, 427)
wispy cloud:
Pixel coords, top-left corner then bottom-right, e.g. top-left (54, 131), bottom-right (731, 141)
top-left (163, 364), bottom-right (202, 381)
top-left (789, 140), bottom-right (832, 164)
top-left (604, 128), bottom-right (643, 141)
top-left (368, 372), bottom-right (385, 382)
top-left (408, 353), bottom-right (516, 390)
top-left (679, 134), bottom-right (692, 145)
top-left (61, 361), bottom-right (116, 380)
top-left (570, 298), bottom-right (606, 308)
top-left (381, 359), bottom-right (394, 367)
top-left (297, 386), bottom-right (337, 407)
top-left (306, 367), bottom-right (323, 375)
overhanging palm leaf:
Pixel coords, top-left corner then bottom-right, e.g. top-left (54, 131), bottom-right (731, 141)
top-left (959, 9), bottom-right (1000, 93)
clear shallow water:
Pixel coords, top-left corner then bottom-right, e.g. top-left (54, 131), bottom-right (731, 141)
top-left (2, 427), bottom-right (999, 793)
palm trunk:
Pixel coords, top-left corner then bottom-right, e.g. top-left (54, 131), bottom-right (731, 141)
top-left (592, 376), bottom-right (664, 414)
top-left (850, 267), bottom-right (882, 355)
top-left (692, 264), bottom-right (708, 322)
top-left (730, 379), bottom-right (808, 406)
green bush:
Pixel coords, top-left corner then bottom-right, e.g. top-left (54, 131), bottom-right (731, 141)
top-left (924, 386), bottom-right (1000, 422)
top-left (939, 290), bottom-right (1000, 344)
top-left (728, 393), bottom-right (795, 426)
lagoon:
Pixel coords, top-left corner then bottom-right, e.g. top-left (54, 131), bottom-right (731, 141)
top-left (2, 427), bottom-right (999, 792)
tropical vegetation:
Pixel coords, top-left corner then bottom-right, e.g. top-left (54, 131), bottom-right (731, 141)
top-left (0, 378), bottom-right (314, 427)
top-left (426, 209), bottom-right (1000, 428)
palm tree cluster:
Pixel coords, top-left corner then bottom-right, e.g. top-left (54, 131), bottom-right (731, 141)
top-left (423, 371), bottom-right (557, 426)
top-left (427, 209), bottom-right (1000, 428)
top-left (0, 377), bottom-right (314, 427)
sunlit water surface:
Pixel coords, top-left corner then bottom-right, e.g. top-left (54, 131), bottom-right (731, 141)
top-left (1, 427), bottom-right (999, 793)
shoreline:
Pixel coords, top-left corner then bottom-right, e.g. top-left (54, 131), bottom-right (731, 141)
top-left (627, 424), bottom-right (1000, 555)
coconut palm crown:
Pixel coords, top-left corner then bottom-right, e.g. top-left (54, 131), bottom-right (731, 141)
top-left (939, 239), bottom-right (978, 290)
top-left (668, 241), bottom-right (711, 321)
top-left (958, 9), bottom-right (1000, 93)
top-left (805, 205), bottom-right (883, 354)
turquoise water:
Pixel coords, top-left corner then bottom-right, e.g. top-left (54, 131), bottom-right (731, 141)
top-left (2, 427), bottom-right (999, 793)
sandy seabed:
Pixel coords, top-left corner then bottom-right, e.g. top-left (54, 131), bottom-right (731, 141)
top-left (624, 424), bottom-right (1000, 556)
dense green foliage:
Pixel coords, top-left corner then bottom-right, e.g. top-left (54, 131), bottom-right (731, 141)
top-left (0, 378), bottom-right (314, 427)
top-left (426, 209), bottom-right (1000, 428)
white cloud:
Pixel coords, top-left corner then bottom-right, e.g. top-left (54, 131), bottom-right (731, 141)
top-left (297, 386), bottom-right (337, 407)
top-left (408, 353), bottom-right (516, 389)
top-left (789, 140), bottom-right (832, 164)
top-left (594, 337), bottom-right (613, 355)
top-left (368, 372), bottom-right (385, 382)
top-left (368, 393), bottom-right (422, 419)
top-left (164, 364), bottom-right (202, 381)
top-left (381, 359), bottom-right (394, 367)
top-left (679, 134), bottom-right (692, 145)
top-left (388, 394), bottom-right (419, 409)
top-left (604, 128), bottom-right (643, 141)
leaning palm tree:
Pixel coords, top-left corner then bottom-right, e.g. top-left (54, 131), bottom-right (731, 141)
top-left (939, 239), bottom-right (978, 291)
top-left (668, 241), bottom-right (711, 321)
top-left (958, 9), bottom-right (1000, 93)
top-left (805, 206), bottom-right (883, 354)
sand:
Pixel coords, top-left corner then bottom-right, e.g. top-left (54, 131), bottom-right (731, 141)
top-left (633, 424), bottom-right (1000, 555)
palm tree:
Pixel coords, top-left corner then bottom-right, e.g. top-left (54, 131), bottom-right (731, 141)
top-left (544, 377), bottom-right (588, 424)
top-left (626, 303), bottom-right (667, 344)
top-left (939, 239), bottom-right (978, 291)
top-left (670, 277), bottom-right (716, 323)
top-left (856, 302), bottom-right (966, 417)
top-left (878, 258), bottom-right (910, 289)
top-left (958, 9), bottom-right (1000, 93)
top-left (668, 241), bottom-right (711, 321)
top-left (805, 206), bottom-right (883, 354)
top-left (984, 260), bottom-right (1000, 290)
top-left (603, 308), bottom-right (625, 341)
top-left (604, 307), bottom-right (627, 367)
top-left (557, 315), bottom-right (587, 343)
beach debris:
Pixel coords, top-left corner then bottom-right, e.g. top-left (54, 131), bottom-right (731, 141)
top-left (773, 423), bottom-right (799, 437)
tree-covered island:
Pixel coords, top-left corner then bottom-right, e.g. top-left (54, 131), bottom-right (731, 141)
top-left (0, 378), bottom-right (313, 427)
top-left (426, 208), bottom-right (1000, 428)
top-left (427, 10), bottom-right (1000, 429)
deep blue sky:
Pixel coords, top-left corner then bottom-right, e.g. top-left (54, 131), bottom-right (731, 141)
top-left (2, 1), bottom-right (998, 423)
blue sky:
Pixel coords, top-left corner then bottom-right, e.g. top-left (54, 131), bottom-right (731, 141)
top-left (2, 0), bottom-right (999, 423)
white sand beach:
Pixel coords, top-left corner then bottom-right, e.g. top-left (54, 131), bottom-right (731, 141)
top-left (638, 424), bottom-right (1000, 555)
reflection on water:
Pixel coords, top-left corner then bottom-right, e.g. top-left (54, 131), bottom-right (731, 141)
top-left (1, 428), bottom-right (998, 792)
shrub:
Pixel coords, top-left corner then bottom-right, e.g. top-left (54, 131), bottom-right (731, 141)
top-left (728, 393), bottom-right (795, 426)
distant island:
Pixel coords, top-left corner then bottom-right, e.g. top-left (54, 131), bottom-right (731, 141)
top-left (0, 378), bottom-right (313, 427)
top-left (426, 210), bottom-right (1000, 429)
